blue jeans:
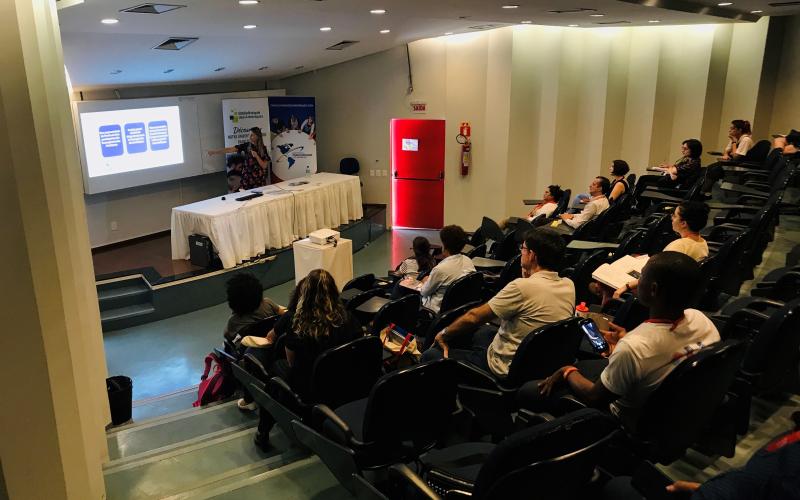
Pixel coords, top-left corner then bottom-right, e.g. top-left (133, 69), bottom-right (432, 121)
top-left (421, 324), bottom-right (497, 373)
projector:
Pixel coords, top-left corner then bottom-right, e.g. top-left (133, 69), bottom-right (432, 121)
top-left (309, 228), bottom-right (340, 246)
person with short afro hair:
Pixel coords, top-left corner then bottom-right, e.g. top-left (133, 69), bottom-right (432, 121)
top-left (419, 225), bottom-right (476, 312)
top-left (223, 273), bottom-right (286, 344)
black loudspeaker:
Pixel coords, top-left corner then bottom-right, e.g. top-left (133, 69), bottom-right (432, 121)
top-left (189, 234), bottom-right (216, 268)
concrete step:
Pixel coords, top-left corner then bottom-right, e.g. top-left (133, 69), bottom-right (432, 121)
top-left (104, 427), bottom-right (300, 500)
top-left (98, 283), bottom-right (151, 312)
top-left (101, 303), bottom-right (156, 331)
top-left (106, 400), bottom-right (257, 463)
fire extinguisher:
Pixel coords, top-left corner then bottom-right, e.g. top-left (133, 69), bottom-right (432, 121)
top-left (457, 122), bottom-right (472, 176)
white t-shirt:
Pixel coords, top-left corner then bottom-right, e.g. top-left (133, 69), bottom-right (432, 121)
top-left (664, 237), bottom-right (709, 262)
top-left (420, 254), bottom-right (476, 312)
top-left (565, 196), bottom-right (609, 228)
top-left (725, 134), bottom-right (754, 157)
top-left (600, 309), bottom-right (720, 429)
top-left (486, 271), bottom-right (576, 378)
top-left (528, 202), bottom-right (558, 220)
top-left (397, 258), bottom-right (420, 279)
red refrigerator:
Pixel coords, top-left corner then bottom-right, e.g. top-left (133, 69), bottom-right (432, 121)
top-left (391, 119), bottom-right (445, 229)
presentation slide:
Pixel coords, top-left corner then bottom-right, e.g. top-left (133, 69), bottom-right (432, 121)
top-left (79, 106), bottom-right (184, 178)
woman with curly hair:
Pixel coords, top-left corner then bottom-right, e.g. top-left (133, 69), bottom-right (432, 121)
top-left (254, 269), bottom-right (362, 449)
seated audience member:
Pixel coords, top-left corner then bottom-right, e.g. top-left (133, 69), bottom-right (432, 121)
top-left (652, 139), bottom-right (703, 189)
top-left (527, 185), bottom-right (564, 220)
top-left (253, 269), bottom-right (361, 450)
top-left (773, 129), bottom-right (800, 157)
top-left (602, 428), bottom-right (800, 500)
top-left (223, 273), bottom-right (286, 345)
top-left (420, 225), bottom-right (476, 312)
top-left (395, 236), bottom-right (435, 280)
top-left (421, 228), bottom-right (575, 378)
top-left (522, 251), bottom-right (720, 430)
top-left (611, 201), bottom-right (710, 300)
top-left (721, 119), bottom-right (754, 161)
top-left (560, 176), bottom-right (611, 228)
top-left (608, 160), bottom-right (630, 203)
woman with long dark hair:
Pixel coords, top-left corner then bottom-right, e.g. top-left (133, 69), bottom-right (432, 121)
top-left (207, 126), bottom-right (271, 190)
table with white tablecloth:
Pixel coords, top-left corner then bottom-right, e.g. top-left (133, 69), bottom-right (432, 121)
top-left (171, 173), bottom-right (363, 269)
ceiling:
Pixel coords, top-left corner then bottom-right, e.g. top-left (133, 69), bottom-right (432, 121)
top-left (57, 0), bottom-right (799, 90)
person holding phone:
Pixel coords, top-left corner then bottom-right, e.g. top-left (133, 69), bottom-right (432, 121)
top-left (518, 252), bottom-right (720, 431)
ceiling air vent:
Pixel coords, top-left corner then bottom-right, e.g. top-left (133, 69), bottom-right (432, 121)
top-left (547, 8), bottom-right (597, 14)
top-left (594, 20), bottom-right (631, 24)
top-left (153, 37), bottom-right (198, 50)
top-left (326, 40), bottom-right (359, 50)
top-left (121, 3), bottom-right (186, 14)
top-left (768, 1), bottom-right (800, 5)
top-left (468, 24), bottom-right (498, 30)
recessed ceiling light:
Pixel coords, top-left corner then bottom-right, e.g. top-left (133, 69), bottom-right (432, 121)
top-left (648, 19), bottom-right (661, 23)
top-left (163, 69), bottom-right (174, 74)
top-left (717, 2), bottom-right (733, 5)
top-left (320, 26), bottom-right (332, 31)
top-left (295, 65), bottom-right (304, 70)
top-left (110, 69), bottom-right (122, 75)
top-left (258, 66), bottom-right (269, 70)
top-left (101, 18), bottom-right (119, 24)
top-left (379, 29), bottom-right (391, 34)
top-left (751, 10), bottom-right (762, 13)
top-left (444, 32), bottom-right (454, 35)
top-left (520, 20), bottom-right (532, 24)
top-left (370, 9), bottom-right (386, 14)
top-left (590, 14), bottom-right (604, 17)
top-left (568, 24), bottom-right (579, 27)
top-left (239, 0), bottom-right (259, 4)
top-left (243, 24), bottom-right (257, 29)
top-left (214, 67), bottom-right (225, 72)
top-left (502, 5), bottom-right (519, 9)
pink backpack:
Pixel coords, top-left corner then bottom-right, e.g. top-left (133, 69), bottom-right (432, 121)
top-left (193, 353), bottom-right (234, 407)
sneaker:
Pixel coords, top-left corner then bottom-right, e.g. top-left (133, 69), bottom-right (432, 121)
top-left (237, 398), bottom-right (257, 411)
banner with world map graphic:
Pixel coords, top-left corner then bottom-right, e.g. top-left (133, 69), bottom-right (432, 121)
top-left (267, 96), bottom-right (317, 182)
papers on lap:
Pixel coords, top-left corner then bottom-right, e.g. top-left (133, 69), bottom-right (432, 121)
top-left (592, 254), bottom-right (650, 289)
top-left (400, 277), bottom-right (424, 291)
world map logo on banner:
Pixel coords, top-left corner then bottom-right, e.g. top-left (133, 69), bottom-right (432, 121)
top-left (272, 130), bottom-right (315, 180)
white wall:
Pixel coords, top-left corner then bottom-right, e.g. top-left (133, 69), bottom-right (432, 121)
top-left (769, 15), bottom-right (800, 134)
top-left (273, 19), bottom-right (772, 230)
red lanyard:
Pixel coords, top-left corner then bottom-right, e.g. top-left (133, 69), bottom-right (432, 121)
top-left (644, 315), bottom-right (685, 331)
top-left (766, 430), bottom-right (800, 452)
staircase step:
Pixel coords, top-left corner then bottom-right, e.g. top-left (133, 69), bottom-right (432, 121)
top-left (104, 427), bottom-right (299, 500)
top-left (107, 400), bottom-right (257, 462)
top-left (177, 456), bottom-right (350, 500)
top-left (101, 303), bottom-right (156, 324)
top-left (98, 284), bottom-right (151, 312)
top-left (130, 386), bottom-right (202, 423)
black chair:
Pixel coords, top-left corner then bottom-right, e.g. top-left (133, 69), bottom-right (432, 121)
top-left (340, 157), bottom-right (360, 175)
top-left (482, 254), bottom-right (521, 299)
top-left (292, 359), bottom-right (459, 493)
top-left (369, 293), bottom-right (421, 336)
top-left (629, 339), bottom-right (746, 464)
top-left (406, 408), bottom-right (621, 500)
top-left (253, 336), bottom-right (383, 447)
top-left (344, 273), bottom-right (377, 292)
top-left (456, 317), bottom-right (585, 438)
top-left (439, 272), bottom-right (485, 314)
top-left (464, 243), bottom-right (487, 259)
top-left (560, 249), bottom-right (608, 306)
top-left (420, 300), bottom-right (483, 351)
top-left (480, 216), bottom-right (505, 243)
top-left (552, 188), bottom-right (572, 217)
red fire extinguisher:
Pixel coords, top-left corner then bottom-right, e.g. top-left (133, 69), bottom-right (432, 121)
top-left (457, 122), bottom-right (472, 176)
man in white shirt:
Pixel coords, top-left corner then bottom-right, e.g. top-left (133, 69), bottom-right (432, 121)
top-left (421, 228), bottom-right (575, 378)
top-left (419, 225), bottom-right (476, 312)
top-left (560, 177), bottom-right (610, 229)
top-left (527, 185), bottom-right (564, 220)
top-left (525, 251), bottom-right (720, 430)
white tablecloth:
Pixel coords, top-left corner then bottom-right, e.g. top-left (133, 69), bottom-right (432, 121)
top-left (293, 238), bottom-right (354, 291)
top-left (171, 173), bottom-right (363, 269)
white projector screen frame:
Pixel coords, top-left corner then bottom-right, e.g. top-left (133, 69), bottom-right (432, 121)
top-left (74, 96), bottom-right (204, 194)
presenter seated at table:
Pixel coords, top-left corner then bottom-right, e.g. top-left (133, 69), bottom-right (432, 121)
top-left (559, 177), bottom-right (610, 229)
top-left (422, 228), bottom-right (575, 378)
top-left (649, 139), bottom-right (703, 190)
top-left (419, 225), bottom-right (476, 313)
top-left (207, 126), bottom-right (271, 190)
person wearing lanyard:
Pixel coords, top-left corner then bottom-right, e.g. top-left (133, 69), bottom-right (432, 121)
top-left (518, 251), bottom-right (721, 431)
top-left (207, 126), bottom-right (271, 190)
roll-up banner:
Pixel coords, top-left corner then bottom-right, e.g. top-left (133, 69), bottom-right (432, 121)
top-left (268, 96), bottom-right (317, 182)
top-left (221, 98), bottom-right (270, 190)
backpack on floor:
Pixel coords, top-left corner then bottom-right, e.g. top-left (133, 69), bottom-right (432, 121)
top-left (193, 352), bottom-right (234, 407)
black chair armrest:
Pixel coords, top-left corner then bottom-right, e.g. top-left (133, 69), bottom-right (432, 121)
top-left (640, 190), bottom-right (681, 203)
top-left (214, 348), bottom-right (238, 365)
top-left (267, 376), bottom-right (306, 408)
top-left (242, 353), bottom-right (270, 380)
top-left (516, 408), bottom-right (556, 426)
top-left (455, 360), bottom-right (499, 390)
top-left (388, 464), bottom-right (441, 500)
top-left (741, 298), bottom-right (785, 311)
top-left (312, 404), bottom-right (356, 442)
top-left (555, 395), bottom-right (589, 414)
top-left (742, 181), bottom-right (769, 190)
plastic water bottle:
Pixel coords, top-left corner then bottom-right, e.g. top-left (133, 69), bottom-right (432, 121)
top-left (575, 302), bottom-right (589, 318)
top-left (305, 165), bottom-right (311, 177)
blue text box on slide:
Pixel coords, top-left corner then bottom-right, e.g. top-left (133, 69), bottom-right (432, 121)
top-left (148, 120), bottom-right (170, 151)
top-left (99, 125), bottom-right (123, 157)
top-left (124, 122), bottom-right (147, 154)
